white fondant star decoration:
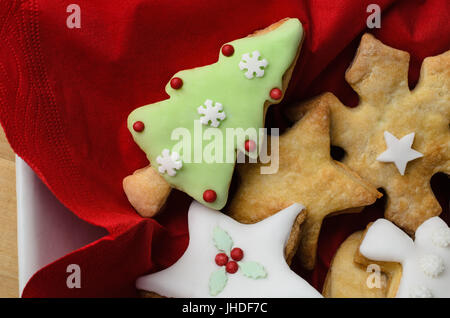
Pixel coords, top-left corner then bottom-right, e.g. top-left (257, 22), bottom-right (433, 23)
top-left (136, 201), bottom-right (322, 298)
top-left (360, 217), bottom-right (450, 298)
top-left (197, 99), bottom-right (226, 128)
top-left (376, 131), bottom-right (423, 175)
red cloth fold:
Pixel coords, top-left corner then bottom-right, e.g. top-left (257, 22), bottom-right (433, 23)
top-left (0, 0), bottom-right (448, 297)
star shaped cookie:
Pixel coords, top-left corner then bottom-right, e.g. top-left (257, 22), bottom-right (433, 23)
top-left (136, 201), bottom-right (322, 298)
top-left (289, 34), bottom-right (450, 234)
top-left (228, 102), bottom-right (381, 270)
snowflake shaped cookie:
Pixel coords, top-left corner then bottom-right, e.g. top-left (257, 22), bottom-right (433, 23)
top-left (156, 149), bottom-right (182, 176)
top-left (287, 34), bottom-right (449, 233)
top-left (197, 99), bottom-right (226, 127)
top-left (239, 51), bottom-right (268, 79)
top-left (360, 217), bottom-right (450, 298)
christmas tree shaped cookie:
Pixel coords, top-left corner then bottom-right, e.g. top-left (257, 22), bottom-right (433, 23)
top-left (126, 18), bottom-right (304, 212)
top-left (288, 34), bottom-right (449, 233)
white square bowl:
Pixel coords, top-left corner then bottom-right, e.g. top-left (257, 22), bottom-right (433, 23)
top-left (16, 156), bottom-right (106, 296)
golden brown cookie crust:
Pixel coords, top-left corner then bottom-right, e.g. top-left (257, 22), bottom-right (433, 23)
top-left (123, 165), bottom-right (172, 218)
top-left (323, 231), bottom-right (388, 298)
top-left (229, 101), bottom-right (381, 270)
top-left (138, 208), bottom-right (308, 297)
top-left (288, 34), bottom-right (450, 234)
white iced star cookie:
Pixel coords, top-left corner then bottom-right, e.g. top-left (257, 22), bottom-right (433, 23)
top-left (359, 217), bottom-right (450, 298)
top-left (376, 131), bottom-right (423, 175)
top-left (136, 201), bottom-right (322, 298)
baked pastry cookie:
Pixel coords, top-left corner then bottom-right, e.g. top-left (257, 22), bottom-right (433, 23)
top-left (323, 231), bottom-right (400, 298)
top-left (289, 34), bottom-right (450, 234)
top-left (136, 201), bottom-right (322, 298)
top-left (358, 217), bottom-right (450, 298)
top-left (125, 18), bottom-right (304, 216)
top-left (123, 166), bottom-right (171, 218)
top-left (229, 102), bottom-right (381, 269)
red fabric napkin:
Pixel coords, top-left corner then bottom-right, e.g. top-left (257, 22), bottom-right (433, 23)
top-left (0, 0), bottom-right (448, 297)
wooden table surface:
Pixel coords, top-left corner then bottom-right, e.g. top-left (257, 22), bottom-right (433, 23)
top-left (0, 127), bottom-right (18, 297)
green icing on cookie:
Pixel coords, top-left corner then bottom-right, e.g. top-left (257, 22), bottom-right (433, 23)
top-left (128, 18), bottom-right (303, 209)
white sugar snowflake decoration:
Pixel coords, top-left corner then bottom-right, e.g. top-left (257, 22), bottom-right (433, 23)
top-left (409, 285), bottom-right (433, 298)
top-left (156, 149), bottom-right (182, 177)
top-left (419, 254), bottom-right (445, 278)
top-left (197, 99), bottom-right (226, 128)
top-left (239, 50), bottom-right (268, 79)
top-left (432, 227), bottom-right (450, 248)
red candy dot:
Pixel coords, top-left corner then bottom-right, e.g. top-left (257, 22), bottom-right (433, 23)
top-left (203, 189), bottom-right (217, 203)
top-left (221, 44), bottom-right (234, 57)
top-left (244, 140), bottom-right (256, 152)
top-left (133, 121), bottom-right (145, 132)
top-left (215, 253), bottom-right (229, 266)
top-left (231, 247), bottom-right (244, 261)
top-left (270, 88), bottom-right (282, 100)
top-left (226, 261), bottom-right (239, 274)
top-left (170, 77), bottom-right (183, 89)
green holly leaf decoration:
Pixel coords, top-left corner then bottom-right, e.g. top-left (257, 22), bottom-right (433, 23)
top-left (239, 261), bottom-right (267, 279)
top-left (209, 267), bottom-right (228, 296)
top-left (213, 226), bottom-right (233, 253)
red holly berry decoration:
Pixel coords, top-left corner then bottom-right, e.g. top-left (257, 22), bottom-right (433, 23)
top-left (170, 77), bottom-right (183, 89)
top-left (270, 88), bottom-right (282, 100)
top-left (225, 261), bottom-right (238, 274)
top-left (215, 253), bottom-right (228, 266)
top-left (203, 189), bottom-right (217, 203)
top-left (244, 140), bottom-right (256, 152)
top-left (133, 121), bottom-right (145, 132)
top-left (230, 247), bottom-right (244, 261)
top-left (221, 44), bottom-right (234, 57)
